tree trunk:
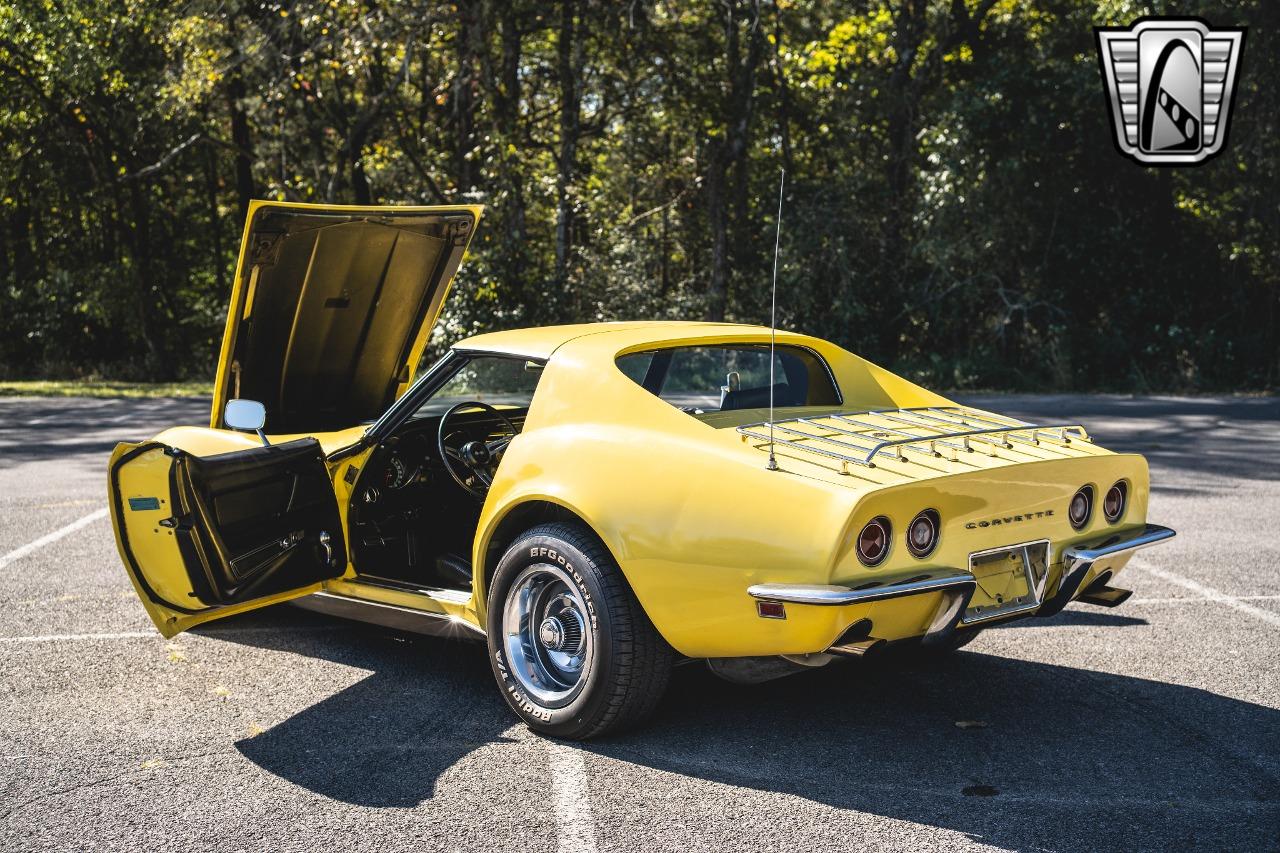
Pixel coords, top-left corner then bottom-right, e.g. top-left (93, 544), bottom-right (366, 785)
top-left (204, 144), bottom-right (225, 294)
top-left (876, 3), bottom-right (930, 354)
top-left (496, 1), bottom-right (527, 282)
top-left (555, 0), bottom-right (583, 298)
top-left (705, 0), bottom-right (764, 323)
top-left (706, 148), bottom-right (729, 321)
top-left (226, 73), bottom-right (256, 224)
top-left (126, 184), bottom-right (168, 376)
top-left (453, 1), bottom-right (481, 194)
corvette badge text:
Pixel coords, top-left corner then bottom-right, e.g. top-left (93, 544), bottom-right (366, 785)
top-left (1095, 17), bottom-right (1245, 165)
top-left (966, 510), bottom-right (1055, 530)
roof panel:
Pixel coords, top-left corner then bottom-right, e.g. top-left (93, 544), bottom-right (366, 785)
top-left (453, 321), bottom-right (774, 360)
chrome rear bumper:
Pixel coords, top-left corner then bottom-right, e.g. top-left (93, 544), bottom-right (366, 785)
top-left (1035, 523), bottom-right (1175, 617)
top-left (748, 569), bottom-right (976, 645)
top-left (746, 523), bottom-right (1176, 644)
top-left (748, 569), bottom-right (976, 607)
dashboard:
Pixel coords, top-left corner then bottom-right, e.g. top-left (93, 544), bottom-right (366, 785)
top-left (377, 431), bottom-right (433, 491)
top-left (362, 409), bottom-right (527, 499)
top-left (349, 407), bottom-right (529, 587)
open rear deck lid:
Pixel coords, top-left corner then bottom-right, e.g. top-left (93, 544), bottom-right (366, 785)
top-left (212, 202), bottom-right (482, 434)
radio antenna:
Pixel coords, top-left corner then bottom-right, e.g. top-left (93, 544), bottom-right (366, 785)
top-left (766, 169), bottom-right (785, 472)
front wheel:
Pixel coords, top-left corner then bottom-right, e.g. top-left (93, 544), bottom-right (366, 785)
top-left (486, 522), bottom-right (674, 739)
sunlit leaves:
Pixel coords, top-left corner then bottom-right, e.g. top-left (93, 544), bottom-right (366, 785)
top-left (0, 0), bottom-right (1273, 389)
top-left (795, 8), bottom-right (895, 89)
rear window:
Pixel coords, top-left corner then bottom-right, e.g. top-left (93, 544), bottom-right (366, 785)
top-left (616, 345), bottom-right (840, 416)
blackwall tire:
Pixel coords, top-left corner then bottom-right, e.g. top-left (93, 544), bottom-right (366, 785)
top-left (486, 522), bottom-right (674, 739)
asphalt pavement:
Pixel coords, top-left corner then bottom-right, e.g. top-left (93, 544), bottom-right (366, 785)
top-left (0, 393), bottom-right (1277, 852)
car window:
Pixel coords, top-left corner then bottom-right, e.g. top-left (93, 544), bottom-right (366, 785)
top-left (616, 344), bottom-right (840, 414)
top-left (616, 350), bottom-right (653, 385)
top-left (412, 355), bottom-right (543, 417)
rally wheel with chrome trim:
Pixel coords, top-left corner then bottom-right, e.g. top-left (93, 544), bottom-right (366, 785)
top-left (487, 522), bottom-right (674, 739)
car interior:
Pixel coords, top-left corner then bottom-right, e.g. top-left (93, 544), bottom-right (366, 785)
top-left (616, 343), bottom-right (841, 419)
top-left (347, 354), bottom-right (539, 593)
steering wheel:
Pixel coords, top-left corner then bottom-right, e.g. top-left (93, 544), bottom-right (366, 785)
top-left (437, 401), bottom-right (519, 499)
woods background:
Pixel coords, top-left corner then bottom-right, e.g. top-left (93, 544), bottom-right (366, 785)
top-left (1, 1), bottom-right (1276, 391)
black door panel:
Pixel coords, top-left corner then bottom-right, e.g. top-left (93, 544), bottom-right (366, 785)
top-left (172, 438), bottom-right (345, 607)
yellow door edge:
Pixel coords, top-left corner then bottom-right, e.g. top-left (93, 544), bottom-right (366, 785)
top-left (108, 441), bottom-right (326, 638)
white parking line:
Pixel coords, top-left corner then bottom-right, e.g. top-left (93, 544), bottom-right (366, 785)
top-left (548, 740), bottom-right (599, 853)
top-left (0, 631), bottom-right (156, 644)
top-left (1134, 560), bottom-right (1280, 628)
top-left (0, 507), bottom-right (109, 571)
top-left (1130, 594), bottom-right (1280, 605)
top-left (0, 625), bottom-right (353, 643)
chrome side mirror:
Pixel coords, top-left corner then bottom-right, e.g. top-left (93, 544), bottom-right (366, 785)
top-left (224, 399), bottom-right (269, 446)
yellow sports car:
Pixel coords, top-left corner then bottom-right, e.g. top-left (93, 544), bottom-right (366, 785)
top-left (108, 202), bottom-right (1175, 739)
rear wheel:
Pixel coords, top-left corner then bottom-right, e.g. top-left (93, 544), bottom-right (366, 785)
top-left (486, 522), bottom-right (674, 739)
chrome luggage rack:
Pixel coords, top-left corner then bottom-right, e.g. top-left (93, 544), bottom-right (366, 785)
top-left (736, 406), bottom-right (1090, 469)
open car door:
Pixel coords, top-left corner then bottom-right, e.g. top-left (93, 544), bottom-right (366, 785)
top-left (108, 438), bottom-right (346, 638)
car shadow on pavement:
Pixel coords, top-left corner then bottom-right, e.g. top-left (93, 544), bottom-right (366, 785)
top-left (587, 651), bottom-right (1280, 851)
top-left (207, 607), bottom-right (1279, 850)
top-left (986, 608), bottom-right (1148, 628)
top-left (195, 607), bottom-right (515, 808)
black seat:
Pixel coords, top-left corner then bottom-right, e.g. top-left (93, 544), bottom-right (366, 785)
top-left (720, 383), bottom-right (793, 411)
top-left (434, 554), bottom-right (473, 590)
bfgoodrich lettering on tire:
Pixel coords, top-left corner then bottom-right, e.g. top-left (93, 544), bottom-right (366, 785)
top-left (486, 522), bottom-right (674, 739)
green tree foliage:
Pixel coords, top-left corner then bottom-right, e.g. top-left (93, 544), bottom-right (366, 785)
top-left (1, 0), bottom-right (1275, 389)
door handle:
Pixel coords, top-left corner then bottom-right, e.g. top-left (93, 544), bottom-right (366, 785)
top-left (319, 530), bottom-right (333, 566)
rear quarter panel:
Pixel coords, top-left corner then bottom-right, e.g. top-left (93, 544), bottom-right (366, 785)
top-left (476, 337), bottom-right (862, 658)
top-left (477, 331), bottom-right (1151, 658)
top-left (478, 422), bottom-right (856, 657)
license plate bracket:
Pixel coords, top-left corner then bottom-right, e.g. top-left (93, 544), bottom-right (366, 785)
top-left (962, 539), bottom-right (1051, 625)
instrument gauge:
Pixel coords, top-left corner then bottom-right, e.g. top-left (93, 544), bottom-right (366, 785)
top-left (384, 454), bottom-right (408, 489)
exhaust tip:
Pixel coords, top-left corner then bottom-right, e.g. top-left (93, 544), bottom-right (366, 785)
top-left (826, 638), bottom-right (886, 658)
top-left (826, 617), bottom-right (882, 657)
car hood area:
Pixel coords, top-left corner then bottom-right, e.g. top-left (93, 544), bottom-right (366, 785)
top-left (213, 202), bottom-right (482, 434)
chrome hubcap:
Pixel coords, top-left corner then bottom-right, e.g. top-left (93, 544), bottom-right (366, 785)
top-left (539, 616), bottom-right (566, 650)
top-left (502, 565), bottom-right (592, 708)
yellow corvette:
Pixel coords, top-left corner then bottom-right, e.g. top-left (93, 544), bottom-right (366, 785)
top-left (108, 202), bottom-right (1175, 738)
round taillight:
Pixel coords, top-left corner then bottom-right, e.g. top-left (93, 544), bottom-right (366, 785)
top-left (857, 516), bottom-right (891, 567)
top-left (1103, 481), bottom-right (1127, 523)
top-left (1069, 486), bottom-right (1094, 530)
top-left (906, 509), bottom-right (940, 559)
